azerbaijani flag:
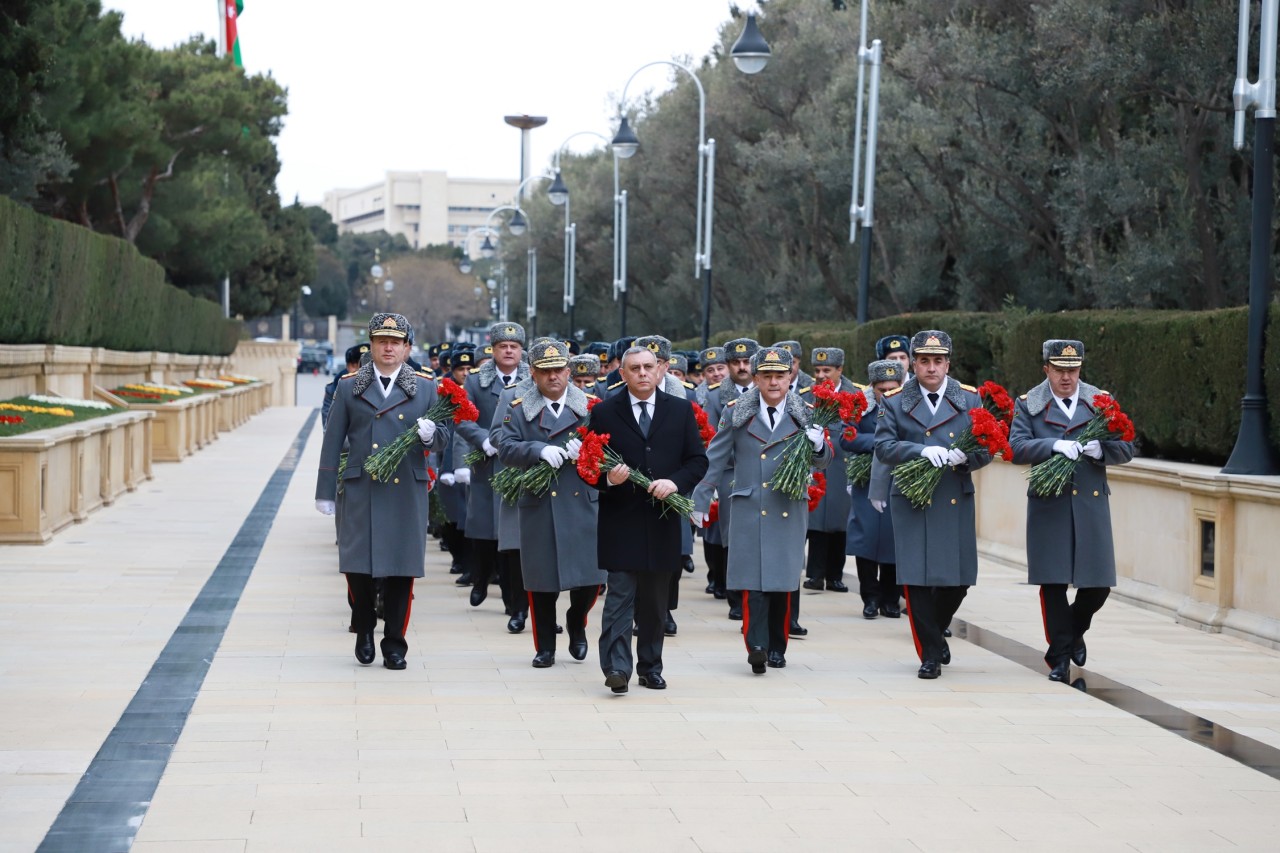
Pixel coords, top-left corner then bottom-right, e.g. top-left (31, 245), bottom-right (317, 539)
top-left (220, 0), bottom-right (244, 66)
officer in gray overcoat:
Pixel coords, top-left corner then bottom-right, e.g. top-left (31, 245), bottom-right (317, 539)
top-left (803, 347), bottom-right (861, 594)
top-left (316, 313), bottom-right (446, 670)
top-left (1009, 339), bottom-right (1134, 682)
top-left (842, 359), bottom-right (904, 618)
top-left (453, 322), bottom-right (530, 632)
top-left (693, 346), bottom-right (730, 596)
top-left (693, 347), bottom-right (831, 673)
top-left (874, 330), bottom-right (991, 679)
top-left (495, 340), bottom-right (605, 668)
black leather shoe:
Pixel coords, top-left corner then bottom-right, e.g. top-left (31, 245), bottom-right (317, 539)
top-left (532, 651), bottom-right (555, 668)
top-left (917, 660), bottom-right (941, 679)
top-left (705, 582), bottom-right (716, 594)
top-left (1071, 639), bottom-right (1087, 667)
top-left (1048, 660), bottom-right (1072, 682)
top-left (802, 578), bottom-right (824, 591)
top-left (789, 621), bottom-right (808, 637)
top-left (383, 651), bottom-right (406, 670)
top-left (664, 615), bottom-right (678, 636)
top-left (826, 580), bottom-right (849, 592)
top-left (355, 631), bottom-right (375, 665)
top-left (507, 612), bottom-right (526, 633)
top-left (469, 586), bottom-right (487, 607)
top-left (682, 556), bottom-right (695, 573)
top-left (767, 651), bottom-right (786, 668)
top-left (638, 673), bottom-right (667, 689)
top-left (604, 671), bottom-right (629, 693)
top-left (728, 607), bottom-right (743, 621)
top-left (862, 601), bottom-right (879, 619)
top-left (879, 602), bottom-right (901, 618)
top-left (748, 646), bottom-right (767, 675)
top-left (556, 624), bottom-right (563, 634)
top-left (455, 571), bottom-right (472, 586)
top-left (940, 641), bottom-right (951, 666)
top-left (942, 626), bottom-right (952, 638)
top-left (713, 587), bottom-right (727, 600)
top-left (449, 562), bottom-right (463, 575)
top-left (568, 639), bottom-right (588, 661)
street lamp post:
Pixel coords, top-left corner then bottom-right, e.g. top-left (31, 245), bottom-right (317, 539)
top-left (548, 131), bottom-right (614, 341)
top-left (1224, 0), bottom-right (1280, 474)
top-left (847, 2), bottom-right (882, 325)
top-left (476, 205), bottom-right (537, 333)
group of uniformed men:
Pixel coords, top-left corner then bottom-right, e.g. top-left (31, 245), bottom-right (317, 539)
top-left (316, 313), bottom-right (1132, 690)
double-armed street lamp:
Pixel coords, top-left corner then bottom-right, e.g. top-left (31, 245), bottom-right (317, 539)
top-left (611, 13), bottom-right (769, 348)
top-left (547, 131), bottom-right (614, 340)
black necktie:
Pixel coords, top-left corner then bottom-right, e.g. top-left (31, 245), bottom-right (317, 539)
top-left (1061, 397), bottom-right (1073, 413)
top-left (638, 401), bottom-right (651, 436)
top-left (549, 402), bottom-right (561, 418)
top-left (502, 375), bottom-right (512, 387)
top-left (927, 392), bottom-right (939, 407)
top-left (379, 375), bottom-right (391, 390)
top-left (766, 406), bottom-right (778, 430)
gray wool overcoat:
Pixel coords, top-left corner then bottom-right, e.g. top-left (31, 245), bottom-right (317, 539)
top-left (316, 364), bottom-right (447, 577)
top-left (1008, 380), bottom-right (1134, 588)
top-left (874, 377), bottom-right (991, 587)
top-left (454, 360), bottom-right (530, 541)
top-left (693, 388), bottom-right (831, 592)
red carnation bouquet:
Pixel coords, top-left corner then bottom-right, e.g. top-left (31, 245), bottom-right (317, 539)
top-left (691, 402), bottom-right (716, 446)
top-left (806, 470), bottom-right (827, 512)
top-left (1027, 394), bottom-right (1134, 497)
top-left (364, 377), bottom-right (479, 482)
top-left (574, 427), bottom-right (694, 517)
top-left (771, 380), bottom-right (867, 500)
top-left (707, 500), bottom-right (719, 525)
top-left (978, 381), bottom-right (1015, 427)
top-left (892, 407), bottom-right (1013, 509)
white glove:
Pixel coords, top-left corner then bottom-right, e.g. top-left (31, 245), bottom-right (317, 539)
top-left (482, 437), bottom-right (498, 457)
top-left (945, 448), bottom-right (968, 466)
top-left (540, 445), bottom-right (569, 469)
top-left (453, 467), bottom-right (471, 485)
top-left (1081, 439), bottom-right (1103, 460)
top-left (805, 425), bottom-right (825, 451)
top-left (440, 472), bottom-right (455, 486)
top-left (416, 416), bottom-right (436, 442)
top-left (845, 484), bottom-right (853, 496)
top-left (565, 437), bottom-right (582, 460)
top-left (690, 511), bottom-right (709, 528)
top-left (1053, 439), bottom-right (1082, 461)
top-left (871, 499), bottom-right (886, 513)
top-left (315, 499), bottom-right (335, 516)
top-left (921, 445), bottom-right (949, 467)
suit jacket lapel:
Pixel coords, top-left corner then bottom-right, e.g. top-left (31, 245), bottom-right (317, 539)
top-left (647, 393), bottom-right (670, 437)
top-left (616, 393), bottom-right (647, 441)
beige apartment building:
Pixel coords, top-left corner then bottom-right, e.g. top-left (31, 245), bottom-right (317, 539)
top-left (321, 171), bottom-right (519, 250)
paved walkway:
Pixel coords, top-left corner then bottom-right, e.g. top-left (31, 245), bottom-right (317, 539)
top-left (3, 405), bottom-right (1280, 852)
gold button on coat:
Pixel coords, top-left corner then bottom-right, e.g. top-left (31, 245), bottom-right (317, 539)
top-left (760, 453), bottom-right (767, 459)
top-left (393, 478), bottom-right (399, 484)
top-left (782, 511), bottom-right (789, 518)
top-left (925, 430), bottom-right (932, 436)
top-left (372, 443), bottom-right (379, 449)
top-left (398, 414), bottom-right (404, 420)
top-left (1093, 490), bottom-right (1099, 497)
top-left (761, 510), bottom-right (767, 516)
top-left (1072, 489), bottom-right (1078, 495)
top-left (551, 491), bottom-right (557, 497)
top-left (950, 498), bottom-right (957, 505)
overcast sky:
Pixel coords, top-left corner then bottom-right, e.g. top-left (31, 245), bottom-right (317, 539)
top-left (105, 0), bottom-right (747, 204)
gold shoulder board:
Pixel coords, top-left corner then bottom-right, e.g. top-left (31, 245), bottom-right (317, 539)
top-left (884, 387), bottom-right (903, 397)
top-left (798, 386), bottom-right (811, 395)
top-left (510, 398), bottom-right (523, 407)
top-left (708, 382), bottom-right (721, 390)
top-left (608, 380), bottom-right (626, 390)
top-left (960, 383), bottom-right (976, 392)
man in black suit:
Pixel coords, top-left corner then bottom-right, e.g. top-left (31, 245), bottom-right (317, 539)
top-left (586, 346), bottom-right (708, 694)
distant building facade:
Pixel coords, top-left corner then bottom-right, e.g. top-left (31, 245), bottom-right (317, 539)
top-left (321, 171), bottom-right (518, 250)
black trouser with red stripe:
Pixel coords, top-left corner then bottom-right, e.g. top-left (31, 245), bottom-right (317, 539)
top-left (703, 542), bottom-right (727, 594)
top-left (347, 574), bottom-right (414, 658)
top-left (855, 556), bottom-right (898, 605)
top-left (1040, 585), bottom-right (1110, 666)
top-left (498, 549), bottom-right (526, 616)
top-left (528, 586), bottom-right (601, 653)
top-left (743, 591), bottom-right (791, 654)
top-left (805, 530), bottom-right (847, 582)
top-left (904, 585), bottom-right (967, 663)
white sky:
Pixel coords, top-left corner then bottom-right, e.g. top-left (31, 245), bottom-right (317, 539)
top-left (105, 0), bottom-right (745, 204)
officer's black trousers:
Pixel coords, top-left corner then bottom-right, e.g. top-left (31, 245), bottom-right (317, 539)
top-left (469, 537), bottom-right (498, 590)
top-left (1040, 584), bottom-right (1110, 666)
top-left (497, 549), bottom-right (526, 616)
top-left (528, 585), bottom-right (600, 653)
top-left (743, 591), bottom-right (791, 654)
top-left (346, 573), bottom-right (414, 657)
top-left (703, 542), bottom-right (727, 594)
top-left (855, 556), bottom-right (898, 605)
top-left (904, 585), bottom-right (968, 663)
top-left (804, 530), bottom-right (847, 582)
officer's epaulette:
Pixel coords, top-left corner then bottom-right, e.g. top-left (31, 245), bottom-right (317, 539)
top-left (608, 379), bottom-right (626, 390)
top-left (853, 381), bottom-right (869, 390)
top-left (805, 401), bottom-right (815, 409)
top-left (798, 386), bottom-right (812, 395)
top-left (416, 370), bottom-right (434, 379)
top-left (960, 383), bottom-right (977, 392)
top-left (510, 397), bottom-right (523, 407)
top-left (726, 399), bottom-right (738, 407)
top-left (708, 382), bottom-right (721, 390)
top-left (340, 371), bottom-right (357, 379)
top-left (584, 392), bottom-right (599, 400)
top-left (469, 366), bottom-right (480, 374)
top-left (683, 380), bottom-right (695, 389)
top-left (884, 387), bottom-right (904, 397)
top-left (1020, 394), bottom-right (1028, 400)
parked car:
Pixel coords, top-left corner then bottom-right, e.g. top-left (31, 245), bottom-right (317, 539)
top-left (297, 346), bottom-right (328, 373)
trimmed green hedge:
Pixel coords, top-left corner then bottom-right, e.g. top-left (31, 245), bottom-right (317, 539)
top-left (0, 196), bottom-right (240, 354)
top-left (683, 307), bottom-right (1279, 466)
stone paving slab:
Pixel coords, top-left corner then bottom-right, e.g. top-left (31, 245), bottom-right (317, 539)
top-left (3, 406), bottom-right (1280, 851)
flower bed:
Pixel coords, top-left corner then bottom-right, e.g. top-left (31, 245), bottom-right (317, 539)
top-left (111, 382), bottom-right (196, 403)
top-left (107, 384), bottom-right (218, 461)
top-left (0, 395), bottom-right (126, 438)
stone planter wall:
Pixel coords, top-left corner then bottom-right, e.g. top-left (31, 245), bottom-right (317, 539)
top-left (0, 410), bottom-right (153, 544)
top-left (104, 392), bottom-right (220, 463)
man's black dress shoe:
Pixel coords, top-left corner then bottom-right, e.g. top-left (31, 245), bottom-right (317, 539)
top-left (748, 646), bottom-right (767, 675)
top-left (469, 586), bottom-right (487, 606)
top-left (705, 582), bottom-right (716, 594)
top-left (940, 641), bottom-right (951, 666)
top-left (638, 673), bottom-right (667, 689)
top-left (383, 651), bottom-right (406, 670)
top-left (532, 651), bottom-right (555, 668)
top-left (728, 606), bottom-right (743, 621)
top-left (449, 562), bottom-right (463, 575)
top-left (879, 602), bottom-right (901, 618)
top-left (664, 615), bottom-right (678, 636)
top-left (942, 626), bottom-right (952, 638)
top-left (789, 621), bottom-right (808, 637)
top-left (604, 671), bottom-right (628, 693)
top-left (862, 601), bottom-right (879, 619)
top-left (767, 651), bottom-right (786, 668)
top-left (1048, 660), bottom-right (1072, 682)
top-left (507, 612), bottom-right (526, 633)
top-left (682, 555), bottom-right (695, 573)
top-left (802, 578), bottom-right (824, 591)
top-left (713, 587), bottom-right (727, 600)
top-left (1071, 639), bottom-right (1087, 667)
top-left (556, 624), bottom-right (563, 634)
top-left (455, 571), bottom-right (472, 586)
top-left (917, 660), bottom-right (941, 679)
top-left (355, 631), bottom-right (376, 665)
top-left (826, 580), bottom-right (849, 592)
top-left (568, 639), bottom-right (588, 661)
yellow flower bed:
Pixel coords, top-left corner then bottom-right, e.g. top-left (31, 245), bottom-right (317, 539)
top-left (185, 379), bottom-right (234, 389)
top-left (122, 383), bottom-right (187, 397)
top-left (0, 402), bottom-right (75, 417)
